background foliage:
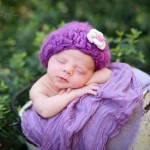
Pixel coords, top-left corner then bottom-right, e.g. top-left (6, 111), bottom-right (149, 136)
top-left (0, 0), bottom-right (149, 149)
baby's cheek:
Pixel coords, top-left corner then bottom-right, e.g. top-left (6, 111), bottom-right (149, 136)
top-left (77, 78), bottom-right (88, 87)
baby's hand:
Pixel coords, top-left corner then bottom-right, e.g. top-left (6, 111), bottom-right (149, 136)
top-left (72, 84), bottom-right (99, 98)
top-left (58, 88), bottom-right (72, 95)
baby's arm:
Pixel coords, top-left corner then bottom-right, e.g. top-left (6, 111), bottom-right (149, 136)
top-left (30, 79), bottom-right (98, 118)
top-left (86, 67), bottom-right (112, 85)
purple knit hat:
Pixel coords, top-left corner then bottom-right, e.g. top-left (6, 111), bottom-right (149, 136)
top-left (39, 21), bottom-right (111, 70)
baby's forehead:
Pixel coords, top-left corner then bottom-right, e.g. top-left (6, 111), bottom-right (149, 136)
top-left (55, 50), bottom-right (95, 70)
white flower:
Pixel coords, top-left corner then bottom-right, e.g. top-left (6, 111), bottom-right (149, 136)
top-left (87, 29), bottom-right (106, 50)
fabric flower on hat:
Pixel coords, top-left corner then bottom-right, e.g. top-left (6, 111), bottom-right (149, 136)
top-left (87, 29), bottom-right (106, 50)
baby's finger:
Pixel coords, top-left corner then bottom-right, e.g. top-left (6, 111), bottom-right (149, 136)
top-left (87, 85), bottom-right (99, 91)
top-left (88, 83), bottom-right (98, 86)
top-left (91, 86), bottom-right (99, 91)
top-left (88, 90), bottom-right (97, 96)
top-left (67, 88), bottom-right (72, 93)
top-left (58, 90), bottom-right (65, 95)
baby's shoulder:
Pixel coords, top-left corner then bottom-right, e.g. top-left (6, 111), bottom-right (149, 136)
top-left (31, 75), bottom-right (47, 90)
top-left (30, 74), bottom-right (53, 96)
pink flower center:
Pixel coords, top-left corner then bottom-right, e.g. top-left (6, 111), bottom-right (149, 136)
top-left (96, 35), bottom-right (104, 42)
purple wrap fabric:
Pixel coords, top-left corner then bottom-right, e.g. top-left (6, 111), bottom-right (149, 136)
top-left (21, 62), bottom-right (143, 150)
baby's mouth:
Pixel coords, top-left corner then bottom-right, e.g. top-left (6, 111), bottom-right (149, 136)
top-left (57, 76), bottom-right (68, 82)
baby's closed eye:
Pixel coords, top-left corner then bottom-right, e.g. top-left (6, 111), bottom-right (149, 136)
top-left (57, 58), bottom-right (66, 64)
top-left (76, 67), bottom-right (86, 74)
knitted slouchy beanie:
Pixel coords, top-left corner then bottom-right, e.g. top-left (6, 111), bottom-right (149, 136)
top-left (39, 21), bottom-right (111, 70)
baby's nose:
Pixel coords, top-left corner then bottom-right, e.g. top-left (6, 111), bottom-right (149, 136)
top-left (63, 66), bottom-right (74, 75)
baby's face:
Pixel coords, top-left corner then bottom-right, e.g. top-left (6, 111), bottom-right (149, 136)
top-left (47, 49), bottom-right (95, 90)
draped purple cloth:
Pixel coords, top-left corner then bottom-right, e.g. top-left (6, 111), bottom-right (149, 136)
top-left (21, 62), bottom-right (143, 150)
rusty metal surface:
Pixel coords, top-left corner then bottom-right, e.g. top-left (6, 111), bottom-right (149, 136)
top-left (130, 92), bottom-right (150, 150)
